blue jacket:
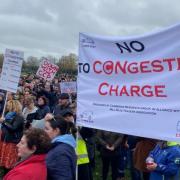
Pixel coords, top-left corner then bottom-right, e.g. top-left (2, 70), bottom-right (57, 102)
top-left (46, 134), bottom-right (76, 180)
top-left (148, 144), bottom-right (180, 180)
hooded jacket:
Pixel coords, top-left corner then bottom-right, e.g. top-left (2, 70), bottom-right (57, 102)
top-left (3, 154), bottom-right (47, 180)
top-left (148, 143), bottom-right (180, 180)
top-left (46, 134), bottom-right (76, 180)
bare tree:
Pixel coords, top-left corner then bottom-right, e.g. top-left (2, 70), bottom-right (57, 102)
top-left (58, 53), bottom-right (77, 74)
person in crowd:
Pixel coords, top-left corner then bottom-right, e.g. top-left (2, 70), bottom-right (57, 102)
top-left (0, 100), bottom-right (24, 174)
top-left (78, 127), bottom-right (95, 180)
top-left (53, 84), bottom-right (61, 99)
top-left (53, 93), bottom-right (72, 116)
top-left (117, 135), bottom-right (129, 180)
top-left (61, 109), bottom-right (77, 138)
top-left (60, 108), bottom-right (93, 180)
top-left (126, 135), bottom-right (141, 180)
top-left (22, 96), bottom-right (38, 129)
top-left (26, 96), bottom-right (50, 129)
top-left (4, 128), bottom-right (51, 180)
top-left (19, 94), bottom-right (25, 108)
top-left (97, 130), bottom-right (124, 180)
top-left (23, 85), bottom-right (31, 95)
top-left (146, 141), bottom-right (180, 180)
top-left (7, 92), bottom-right (14, 101)
top-left (35, 96), bottom-right (50, 120)
top-left (36, 83), bottom-right (57, 112)
top-left (62, 109), bottom-right (75, 123)
top-left (45, 116), bottom-right (76, 180)
top-left (133, 138), bottom-right (157, 180)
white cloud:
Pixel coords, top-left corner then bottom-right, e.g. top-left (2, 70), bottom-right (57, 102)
top-left (0, 0), bottom-right (180, 58)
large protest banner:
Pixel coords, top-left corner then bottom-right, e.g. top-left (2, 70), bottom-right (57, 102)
top-left (77, 24), bottom-right (180, 141)
top-left (36, 58), bottom-right (59, 81)
top-left (0, 49), bottom-right (24, 93)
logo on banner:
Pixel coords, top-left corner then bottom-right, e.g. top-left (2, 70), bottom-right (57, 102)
top-left (81, 37), bottom-right (96, 48)
top-left (77, 111), bottom-right (94, 124)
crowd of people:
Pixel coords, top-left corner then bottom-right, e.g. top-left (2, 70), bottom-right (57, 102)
top-left (0, 73), bottom-right (179, 180)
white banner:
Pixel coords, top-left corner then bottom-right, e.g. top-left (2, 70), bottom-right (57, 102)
top-left (0, 49), bottom-right (24, 93)
top-left (77, 24), bottom-right (180, 142)
top-left (60, 81), bottom-right (77, 93)
top-left (36, 58), bottom-right (59, 81)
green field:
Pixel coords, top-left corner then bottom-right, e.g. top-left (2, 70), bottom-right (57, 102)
top-left (93, 151), bottom-right (131, 180)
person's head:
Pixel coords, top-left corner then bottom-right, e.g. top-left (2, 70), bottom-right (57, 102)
top-left (62, 109), bottom-right (74, 123)
top-left (58, 93), bottom-right (69, 106)
top-left (0, 94), bottom-right (4, 102)
top-left (54, 78), bottom-right (59, 84)
top-left (45, 84), bottom-right (51, 92)
top-left (24, 96), bottom-right (35, 107)
top-left (24, 91), bottom-right (30, 98)
top-left (44, 116), bottom-right (69, 140)
top-left (35, 78), bottom-right (40, 84)
top-left (7, 92), bottom-right (13, 101)
top-left (24, 86), bottom-right (31, 93)
top-left (17, 128), bottom-right (51, 159)
top-left (13, 94), bottom-right (20, 100)
top-left (53, 85), bottom-right (60, 93)
top-left (38, 96), bottom-right (48, 106)
top-left (69, 103), bottom-right (77, 115)
top-left (6, 100), bottom-right (22, 114)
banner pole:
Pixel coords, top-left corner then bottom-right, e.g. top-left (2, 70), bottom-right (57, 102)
top-left (75, 126), bottom-right (79, 180)
top-left (2, 91), bottom-right (8, 118)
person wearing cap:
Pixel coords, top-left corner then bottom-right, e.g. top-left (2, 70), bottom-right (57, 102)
top-left (53, 93), bottom-right (72, 117)
top-left (61, 109), bottom-right (74, 122)
top-left (61, 107), bottom-right (94, 180)
top-left (146, 141), bottom-right (180, 180)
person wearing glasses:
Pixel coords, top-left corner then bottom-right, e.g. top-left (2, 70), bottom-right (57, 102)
top-left (45, 116), bottom-right (76, 180)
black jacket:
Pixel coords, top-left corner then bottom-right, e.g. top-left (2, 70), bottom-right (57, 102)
top-left (53, 103), bottom-right (71, 116)
top-left (1, 114), bottom-right (24, 143)
top-left (36, 105), bottom-right (50, 120)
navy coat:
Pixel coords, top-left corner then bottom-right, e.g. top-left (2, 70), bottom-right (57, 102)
top-left (46, 140), bottom-right (76, 180)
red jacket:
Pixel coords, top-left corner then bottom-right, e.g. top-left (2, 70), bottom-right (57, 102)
top-left (4, 154), bottom-right (47, 180)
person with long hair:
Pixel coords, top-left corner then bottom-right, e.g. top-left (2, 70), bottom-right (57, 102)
top-left (22, 95), bottom-right (38, 129)
top-left (26, 96), bottom-right (50, 129)
top-left (0, 100), bottom-right (24, 174)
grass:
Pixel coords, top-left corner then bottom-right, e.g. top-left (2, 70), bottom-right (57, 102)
top-left (93, 151), bottom-right (131, 180)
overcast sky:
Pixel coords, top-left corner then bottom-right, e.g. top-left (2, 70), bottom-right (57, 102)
top-left (0, 0), bottom-right (180, 58)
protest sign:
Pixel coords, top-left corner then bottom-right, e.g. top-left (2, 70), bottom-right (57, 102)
top-left (60, 81), bottom-right (77, 93)
top-left (0, 49), bottom-right (23, 93)
top-left (36, 58), bottom-right (59, 81)
top-left (77, 24), bottom-right (180, 141)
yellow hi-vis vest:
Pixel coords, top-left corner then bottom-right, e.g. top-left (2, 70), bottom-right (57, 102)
top-left (76, 138), bottom-right (89, 165)
top-left (167, 141), bottom-right (179, 146)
